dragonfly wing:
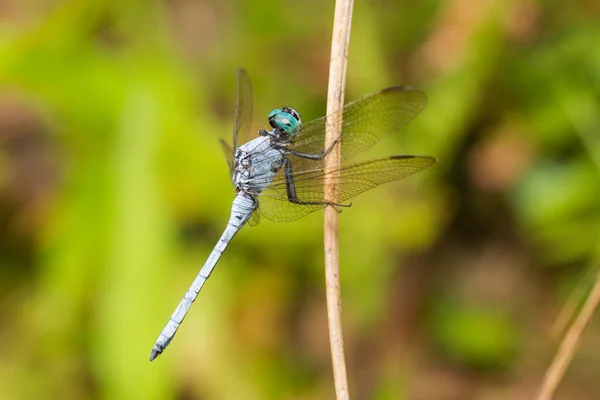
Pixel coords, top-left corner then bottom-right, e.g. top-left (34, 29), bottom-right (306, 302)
top-left (247, 211), bottom-right (261, 226)
top-left (233, 69), bottom-right (253, 171)
top-left (291, 87), bottom-right (427, 161)
top-left (219, 138), bottom-right (234, 182)
top-left (257, 155), bottom-right (436, 222)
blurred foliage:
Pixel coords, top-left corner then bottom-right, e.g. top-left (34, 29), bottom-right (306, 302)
top-left (0, 0), bottom-right (599, 399)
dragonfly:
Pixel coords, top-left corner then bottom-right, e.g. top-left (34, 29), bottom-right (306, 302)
top-left (149, 69), bottom-right (436, 361)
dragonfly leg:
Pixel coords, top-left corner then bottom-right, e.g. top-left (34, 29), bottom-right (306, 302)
top-left (284, 134), bottom-right (342, 160)
top-left (283, 158), bottom-right (351, 207)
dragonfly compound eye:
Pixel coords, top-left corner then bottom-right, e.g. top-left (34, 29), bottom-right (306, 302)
top-left (267, 108), bottom-right (282, 129)
top-left (282, 106), bottom-right (302, 124)
top-left (268, 107), bottom-right (302, 136)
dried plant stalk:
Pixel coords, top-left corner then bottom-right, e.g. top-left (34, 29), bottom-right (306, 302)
top-left (324, 0), bottom-right (354, 399)
top-left (536, 267), bottom-right (600, 400)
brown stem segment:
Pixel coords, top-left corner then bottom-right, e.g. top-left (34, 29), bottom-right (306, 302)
top-left (536, 267), bottom-right (600, 400)
top-left (324, 1), bottom-right (354, 399)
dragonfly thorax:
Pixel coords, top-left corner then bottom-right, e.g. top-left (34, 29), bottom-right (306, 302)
top-left (233, 136), bottom-right (285, 196)
top-left (268, 106), bottom-right (302, 137)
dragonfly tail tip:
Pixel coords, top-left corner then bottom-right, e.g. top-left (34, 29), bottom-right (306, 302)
top-left (149, 348), bottom-right (162, 362)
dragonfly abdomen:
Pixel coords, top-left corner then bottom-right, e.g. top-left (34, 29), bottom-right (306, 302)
top-left (149, 194), bottom-right (256, 361)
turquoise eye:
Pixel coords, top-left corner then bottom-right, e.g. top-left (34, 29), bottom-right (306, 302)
top-left (274, 113), bottom-right (301, 136)
top-left (268, 107), bottom-right (302, 136)
top-left (268, 108), bottom-right (282, 119)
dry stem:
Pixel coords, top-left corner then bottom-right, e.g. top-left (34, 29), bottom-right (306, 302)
top-left (324, 0), bottom-right (354, 399)
top-left (536, 267), bottom-right (600, 400)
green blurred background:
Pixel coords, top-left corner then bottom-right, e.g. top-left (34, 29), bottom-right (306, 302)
top-left (1, 1), bottom-right (600, 399)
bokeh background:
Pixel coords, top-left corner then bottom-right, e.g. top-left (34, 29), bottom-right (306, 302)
top-left (1, 1), bottom-right (600, 399)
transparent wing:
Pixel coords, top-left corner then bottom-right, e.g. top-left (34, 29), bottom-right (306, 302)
top-left (257, 155), bottom-right (436, 222)
top-left (291, 86), bottom-right (426, 161)
top-left (219, 138), bottom-right (234, 181)
top-left (232, 68), bottom-right (253, 172)
top-left (248, 212), bottom-right (260, 226)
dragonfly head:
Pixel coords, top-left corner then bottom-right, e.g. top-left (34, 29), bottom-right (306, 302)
top-left (268, 106), bottom-right (302, 137)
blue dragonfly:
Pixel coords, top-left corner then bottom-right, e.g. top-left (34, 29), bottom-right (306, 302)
top-left (150, 69), bottom-right (436, 361)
